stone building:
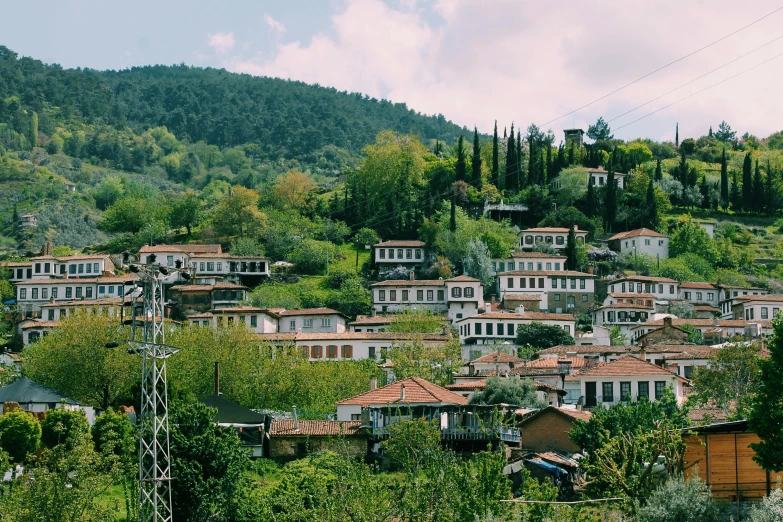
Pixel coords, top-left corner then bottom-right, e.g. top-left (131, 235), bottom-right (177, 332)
top-left (267, 420), bottom-right (367, 461)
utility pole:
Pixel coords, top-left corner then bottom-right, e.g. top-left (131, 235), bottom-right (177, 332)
top-left (119, 252), bottom-right (190, 522)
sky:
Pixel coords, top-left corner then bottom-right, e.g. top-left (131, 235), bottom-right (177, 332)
top-left (3, 0), bottom-right (783, 143)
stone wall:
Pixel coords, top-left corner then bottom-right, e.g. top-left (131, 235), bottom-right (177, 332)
top-left (268, 435), bottom-right (368, 461)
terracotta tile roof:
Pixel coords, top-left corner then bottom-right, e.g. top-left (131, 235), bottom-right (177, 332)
top-left (256, 332), bottom-right (449, 342)
top-left (15, 275), bottom-right (138, 285)
top-left (371, 279), bottom-right (445, 287)
top-left (525, 356), bottom-right (592, 369)
top-left (337, 377), bottom-right (468, 406)
top-left (374, 240), bottom-right (426, 247)
top-left (472, 351), bottom-right (523, 364)
top-left (596, 302), bottom-right (654, 310)
top-left (509, 252), bottom-right (566, 259)
top-left (566, 355), bottom-right (684, 379)
top-left (509, 367), bottom-right (563, 377)
top-left (499, 270), bottom-right (595, 277)
top-left (736, 294), bottom-right (783, 302)
top-left (533, 381), bottom-right (565, 392)
top-left (214, 282), bottom-right (247, 289)
top-left (187, 312), bottom-right (214, 319)
top-left (519, 406), bottom-right (593, 426)
top-left (171, 282), bottom-right (246, 292)
top-left (634, 319), bottom-right (754, 329)
top-left (585, 167), bottom-right (626, 175)
top-left (694, 305), bottom-right (720, 312)
top-left (212, 306), bottom-right (276, 314)
top-left (348, 315), bottom-right (396, 326)
top-left (31, 254), bottom-right (112, 261)
top-left (139, 244), bottom-right (222, 254)
top-left (269, 420), bottom-right (365, 437)
top-left (720, 285), bottom-right (767, 291)
top-left (608, 293), bottom-right (655, 299)
top-left (504, 294), bottom-right (543, 301)
top-left (1, 261), bottom-right (32, 267)
top-left (679, 282), bottom-right (717, 290)
top-left (612, 275), bottom-right (677, 284)
top-left (641, 343), bottom-right (715, 354)
top-left (536, 345), bottom-right (631, 355)
top-left (457, 311), bottom-right (576, 322)
top-left (446, 275), bottom-right (480, 282)
top-left (278, 308), bottom-right (345, 317)
top-left (446, 381), bottom-right (487, 391)
top-left (607, 228), bottom-right (666, 241)
top-left (40, 298), bottom-right (127, 307)
top-left (521, 227), bottom-right (587, 233)
top-left (19, 319), bottom-right (61, 329)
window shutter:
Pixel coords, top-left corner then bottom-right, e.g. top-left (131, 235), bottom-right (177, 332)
top-left (341, 345), bottom-right (353, 358)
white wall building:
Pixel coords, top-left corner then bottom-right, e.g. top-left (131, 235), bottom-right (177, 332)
top-left (607, 228), bottom-right (668, 259)
top-left (551, 167), bottom-right (626, 190)
top-left (455, 306), bottom-right (576, 345)
top-left (15, 276), bottom-right (138, 314)
top-left (678, 282), bottom-right (719, 308)
top-left (719, 285), bottom-right (770, 319)
top-left (593, 301), bottom-right (654, 345)
top-left (29, 254), bottom-right (116, 280)
top-left (518, 227), bottom-right (587, 251)
top-left (278, 308), bottom-right (348, 333)
top-left (490, 252), bottom-right (567, 276)
top-left (370, 276), bottom-right (484, 323)
top-left (606, 276), bottom-right (679, 307)
top-left (737, 294), bottom-right (783, 322)
top-left (372, 240), bottom-right (427, 274)
top-left (497, 270), bottom-right (595, 313)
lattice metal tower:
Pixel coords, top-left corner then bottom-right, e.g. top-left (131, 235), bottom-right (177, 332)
top-left (125, 256), bottom-right (187, 522)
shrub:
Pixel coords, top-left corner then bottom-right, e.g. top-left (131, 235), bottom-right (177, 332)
top-left (748, 484), bottom-right (783, 522)
top-left (635, 474), bottom-right (721, 522)
top-left (40, 408), bottom-right (89, 449)
top-left (288, 239), bottom-right (330, 275)
top-left (0, 409), bottom-right (41, 463)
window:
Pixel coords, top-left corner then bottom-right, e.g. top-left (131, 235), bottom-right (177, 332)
top-left (41, 288), bottom-right (48, 299)
top-left (654, 382), bottom-right (666, 400)
top-left (486, 323), bottom-right (494, 335)
top-left (636, 283), bottom-right (642, 293)
top-left (75, 287), bottom-right (83, 298)
top-left (94, 263), bottom-right (100, 273)
top-left (86, 287), bottom-right (93, 298)
top-left (78, 264), bottom-right (84, 274)
top-left (498, 262), bottom-right (505, 272)
top-left (437, 290), bottom-right (445, 301)
top-left (621, 283), bottom-right (626, 293)
top-left (602, 382), bottom-right (614, 402)
top-left (546, 262), bottom-right (552, 270)
top-left (417, 290), bottom-right (423, 301)
top-left (400, 290), bottom-right (408, 301)
top-left (554, 294), bottom-right (561, 301)
top-left (65, 287), bottom-right (72, 298)
top-left (368, 347), bottom-right (376, 359)
top-left (388, 249), bottom-right (394, 259)
top-left (303, 318), bottom-right (313, 328)
top-left (51, 288), bottom-right (57, 298)
top-left (580, 279), bottom-right (586, 289)
top-left (707, 292), bottom-right (714, 301)
top-left (85, 263), bottom-right (91, 274)
top-left (289, 320), bottom-right (296, 330)
top-left (539, 278), bottom-right (545, 288)
top-left (397, 249), bottom-right (403, 258)
top-left (508, 262), bottom-right (514, 270)
top-left (311, 346), bottom-right (323, 359)
top-left (117, 285), bottom-right (123, 295)
top-left (390, 290), bottom-right (397, 301)
top-left (99, 285), bottom-right (105, 294)
top-left (761, 307), bottom-right (769, 319)
top-left (524, 235), bottom-right (533, 245)
top-left (20, 288), bottom-right (27, 300)
top-left (69, 265), bottom-right (76, 275)
top-left (620, 382), bottom-right (631, 401)
top-left (427, 290), bottom-right (433, 301)
top-left (556, 236), bottom-right (564, 245)
top-left (527, 262), bottom-right (533, 270)
top-left (31, 288), bottom-right (38, 299)
top-left (508, 277), bottom-right (514, 289)
top-left (537, 262), bottom-right (543, 270)
top-left (507, 323), bottom-right (514, 336)
top-left (327, 345), bottom-right (338, 358)
top-left (563, 325), bottom-right (570, 333)
top-left (669, 285), bottom-right (674, 294)
top-left (555, 262), bottom-right (561, 270)
top-left (695, 292), bottom-right (702, 300)
top-left (251, 316), bottom-right (257, 327)
top-left (379, 249), bottom-right (385, 259)
top-left (551, 278), bottom-right (558, 289)
top-left (207, 262), bottom-right (215, 271)
top-left (379, 290), bottom-right (386, 301)
top-left (684, 366), bottom-right (694, 379)
top-left (322, 318), bottom-right (331, 327)
top-left (475, 323), bottom-right (482, 335)
top-left (582, 294), bottom-right (588, 302)
top-left (519, 278), bottom-right (526, 289)
top-left (48, 309), bottom-right (55, 320)
top-left (658, 284), bottom-right (663, 294)
top-left (659, 239), bottom-right (664, 246)
top-left (570, 278), bottom-right (576, 289)
top-left (452, 287), bottom-right (462, 298)
top-left (167, 256), bottom-right (174, 267)
top-left (415, 249), bottom-right (422, 259)
top-left (341, 345), bottom-right (353, 358)
top-left (465, 287), bottom-right (474, 298)
top-left (644, 239), bottom-right (650, 246)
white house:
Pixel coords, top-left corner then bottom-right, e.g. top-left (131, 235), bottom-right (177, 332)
top-left (29, 254), bottom-right (116, 280)
top-left (565, 355), bottom-right (688, 408)
top-left (186, 306), bottom-right (282, 333)
top-left (593, 301), bottom-right (654, 345)
top-left (519, 227), bottom-right (587, 251)
top-left (18, 319), bottom-right (60, 345)
top-left (371, 276), bottom-right (484, 323)
top-left (736, 294), bottom-right (783, 322)
top-left (189, 253), bottom-right (269, 280)
top-left (373, 240), bottom-right (428, 274)
top-left (15, 275), bottom-right (138, 315)
top-left (466, 351), bottom-right (524, 376)
top-left (718, 285), bottom-right (770, 319)
top-left (551, 167), bottom-right (626, 190)
top-left (491, 252), bottom-right (567, 276)
top-left (678, 282), bottom-right (719, 308)
top-left (2, 261), bottom-right (33, 283)
top-left (497, 270), bottom-right (596, 313)
top-left (256, 332), bottom-right (450, 364)
top-left (455, 306), bottom-right (576, 346)
top-left (444, 275), bottom-right (485, 323)
top-left (606, 276), bottom-right (679, 308)
top-left (574, 325), bottom-right (612, 346)
top-left (348, 315), bottom-right (396, 332)
top-left (0, 377), bottom-right (95, 424)
top-left (630, 318), bottom-right (772, 343)
top-left (607, 228), bottom-right (668, 259)
top-left (278, 308), bottom-right (348, 333)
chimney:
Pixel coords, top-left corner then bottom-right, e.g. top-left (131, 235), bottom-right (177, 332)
top-left (409, 270), bottom-right (415, 281)
top-left (491, 295), bottom-right (496, 306)
top-left (639, 348), bottom-right (646, 361)
top-left (371, 308), bottom-right (377, 317)
top-left (485, 303), bottom-right (491, 314)
top-left (214, 361), bottom-right (221, 395)
top-left (587, 265), bottom-right (594, 275)
top-left (370, 376), bottom-right (378, 390)
top-left (517, 305), bottom-right (525, 316)
top-left (663, 317), bottom-right (673, 328)
top-left (400, 384), bottom-right (406, 401)
top-left (292, 406), bottom-right (299, 431)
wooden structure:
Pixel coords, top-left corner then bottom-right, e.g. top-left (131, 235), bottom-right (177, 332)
top-left (683, 420), bottom-right (783, 500)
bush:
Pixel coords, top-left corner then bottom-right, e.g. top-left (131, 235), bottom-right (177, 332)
top-left (288, 239), bottom-right (330, 275)
top-left (635, 474), bottom-right (721, 522)
top-left (0, 409), bottom-right (41, 463)
top-left (41, 408), bottom-right (90, 449)
top-left (748, 484), bottom-right (783, 521)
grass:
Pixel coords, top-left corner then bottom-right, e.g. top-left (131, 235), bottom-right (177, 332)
top-left (96, 483), bottom-right (128, 520)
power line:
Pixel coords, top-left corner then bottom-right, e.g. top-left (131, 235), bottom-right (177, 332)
top-left (606, 34), bottom-right (783, 124)
top-left (537, 6), bottom-right (783, 127)
top-left (613, 50), bottom-right (783, 132)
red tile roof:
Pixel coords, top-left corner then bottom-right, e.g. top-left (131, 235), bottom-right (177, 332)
top-left (525, 356), bottom-right (592, 369)
top-left (509, 252), bottom-right (566, 259)
top-left (679, 282), bottom-right (717, 290)
top-left (504, 294), bottom-right (543, 301)
top-left (19, 320), bottom-right (61, 329)
top-left (139, 244), bottom-right (222, 254)
top-left (172, 282), bottom-right (246, 292)
top-left (736, 294), bottom-right (783, 302)
top-left (521, 227), bottom-right (587, 233)
top-left (635, 319), bottom-right (759, 328)
top-left (607, 228), bottom-right (666, 241)
top-left (269, 420), bottom-right (365, 437)
top-left (348, 315), bottom-right (396, 326)
top-left (536, 345), bottom-right (631, 355)
top-left (566, 355), bottom-right (684, 379)
top-left (256, 332), bottom-right (449, 342)
top-left (277, 307), bottom-right (346, 317)
top-left (458, 311), bottom-right (576, 322)
top-left (471, 351), bottom-right (523, 364)
top-left (499, 270), bottom-right (595, 277)
top-left (1, 261), bottom-right (32, 267)
top-left (446, 275), bottom-right (480, 282)
top-left (371, 279), bottom-right (445, 287)
top-left (596, 302), bottom-right (654, 310)
top-left (608, 293), bottom-right (655, 299)
top-left (518, 406), bottom-right (592, 426)
top-left (337, 377), bottom-right (467, 406)
top-left (374, 240), bottom-right (426, 247)
top-left (612, 275), bottom-right (677, 284)
top-left (446, 381), bottom-right (487, 391)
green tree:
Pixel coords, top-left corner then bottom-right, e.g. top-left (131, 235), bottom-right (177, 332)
top-left (669, 218), bottom-right (717, 264)
top-left (587, 116), bottom-right (613, 141)
top-left (731, 169), bottom-right (741, 211)
top-left (565, 224), bottom-right (578, 270)
top-left (211, 186), bottom-right (267, 239)
top-left (754, 159), bottom-right (764, 213)
top-left (353, 227), bottom-right (380, 268)
top-left (750, 316), bottom-right (783, 471)
top-left (516, 322), bottom-right (574, 351)
top-left (655, 158), bottom-right (663, 181)
top-left (646, 177), bottom-right (659, 228)
top-left (170, 192), bottom-right (203, 236)
top-left (472, 126), bottom-right (482, 189)
top-left (468, 377), bottom-right (545, 407)
top-left (455, 135), bottom-right (466, 182)
top-left (715, 120), bottom-right (736, 143)
top-left (720, 148), bottom-right (729, 211)
top-left (101, 197), bottom-right (166, 235)
top-left (92, 176), bottom-right (125, 210)
top-left (0, 408), bottom-right (41, 463)
top-left (289, 238), bottom-right (330, 275)
top-left (462, 238), bottom-right (494, 289)
top-left (383, 417), bottom-right (442, 473)
top-left (743, 152), bottom-right (753, 211)
top-left (388, 337), bottom-right (463, 387)
top-left (491, 121), bottom-right (499, 187)
top-left (29, 110), bottom-right (38, 147)
top-left (676, 122), bottom-right (679, 148)
top-left (604, 165), bottom-right (617, 232)
top-left (504, 123), bottom-right (516, 191)
top-left (387, 309), bottom-right (445, 334)
top-left (585, 178), bottom-right (596, 218)
top-left (41, 408), bottom-right (90, 450)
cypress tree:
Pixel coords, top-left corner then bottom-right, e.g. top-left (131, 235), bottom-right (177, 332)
top-left (731, 169), bottom-right (741, 211)
top-left (516, 130), bottom-right (524, 189)
top-left (677, 150), bottom-right (688, 187)
top-left (491, 121), bottom-right (499, 187)
top-left (472, 127), bottom-right (482, 189)
top-left (505, 124), bottom-right (516, 191)
top-left (12, 204), bottom-right (18, 223)
top-left (450, 195), bottom-right (456, 232)
top-left (565, 225), bottom-right (578, 271)
top-left (527, 134), bottom-right (536, 187)
top-left (754, 159), bottom-right (764, 213)
top-left (720, 148), bottom-right (729, 211)
top-left (433, 140), bottom-right (442, 156)
top-left (675, 122), bottom-right (679, 148)
top-left (455, 135), bottom-right (466, 182)
top-left (742, 152), bottom-right (753, 211)
top-left (655, 158), bottom-right (662, 181)
top-left (585, 180), bottom-right (595, 218)
top-left (708, 126), bottom-right (713, 138)
top-left (699, 176), bottom-right (710, 209)
top-left (604, 160), bottom-right (617, 232)
top-left (765, 160), bottom-right (775, 216)
top-left (546, 141), bottom-right (553, 181)
top-left (646, 177), bottom-right (658, 228)
top-left (30, 111), bottom-right (38, 148)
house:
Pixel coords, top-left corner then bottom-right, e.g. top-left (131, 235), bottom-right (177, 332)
top-left (678, 282), bottom-right (719, 308)
top-left (683, 420), bottom-right (783, 501)
top-left (201, 394), bottom-right (267, 457)
top-left (517, 406), bottom-right (592, 454)
top-left (187, 307), bottom-right (282, 333)
top-left (467, 351), bottom-right (523, 376)
top-left (518, 227), bottom-right (587, 251)
top-left (255, 331), bottom-right (450, 362)
top-left (2, 261), bottom-right (33, 283)
top-left (348, 314), bottom-right (396, 332)
top-left (718, 285), bottom-right (769, 319)
top-left (574, 325), bottom-right (611, 346)
top-left (695, 219), bottom-right (716, 238)
top-left (370, 275), bottom-right (484, 323)
top-left (565, 355), bottom-right (688, 408)
top-left (534, 344), bottom-right (632, 363)
top-left (491, 251), bottom-right (567, 276)
top-left (455, 306), bottom-right (576, 348)
top-left (29, 254), bottom-right (116, 280)
top-left (551, 167), bottom-right (627, 191)
top-left (497, 270), bottom-right (596, 313)
top-left (18, 214), bottom-right (37, 228)
top-left (189, 253), bottom-right (269, 284)
top-left (630, 318), bottom-right (772, 344)
top-left (734, 294), bottom-right (783, 323)
top-left (607, 228), bottom-right (668, 259)
top-left (446, 378), bottom-right (565, 405)
top-left (641, 343), bottom-right (717, 379)
top-left (39, 297), bottom-right (127, 321)
top-left (521, 356), bottom-right (595, 403)
top-left (502, 294), bottom-right (543, 312)
top-left (18, 319), bottom-right (60, 345)
top-left (635, 317), bottom-right (691, 346)
top-left (605, 276), bottom-right (679, 309)
top-left (267, 420), bottom-right (367, 461)
top-left (15, 275), bottom-right (138, 315)
top-left (278, 308), bottom-right (347, 333)
top-left (168, 282), bottom-right (248, 315)
top-left (0, 377), bottom-right (95, 424)
top-left (592, 298), bottom-right (654, 345)
top-left (563, 128), bottom-right (584, 148)
top-left (372, 240), bottom-right (428, 274)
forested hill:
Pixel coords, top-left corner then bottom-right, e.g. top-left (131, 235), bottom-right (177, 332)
top-left (0, 45), bottom-right (467, 161)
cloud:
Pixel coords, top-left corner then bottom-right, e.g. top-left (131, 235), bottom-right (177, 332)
top-left (220, 0), bottom-right (783, 141)
top-left (207, 32), bottom-right (236, 54)
top-left (263, 14), bottom-right (286, 34)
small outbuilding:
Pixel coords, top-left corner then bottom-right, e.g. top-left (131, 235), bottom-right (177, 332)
top-left (0, 377), bottom-right (94, 424)
top-left (200, 394), bottom-right (267, 457)
top-left (267, 419), bottom-right (367, 461)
